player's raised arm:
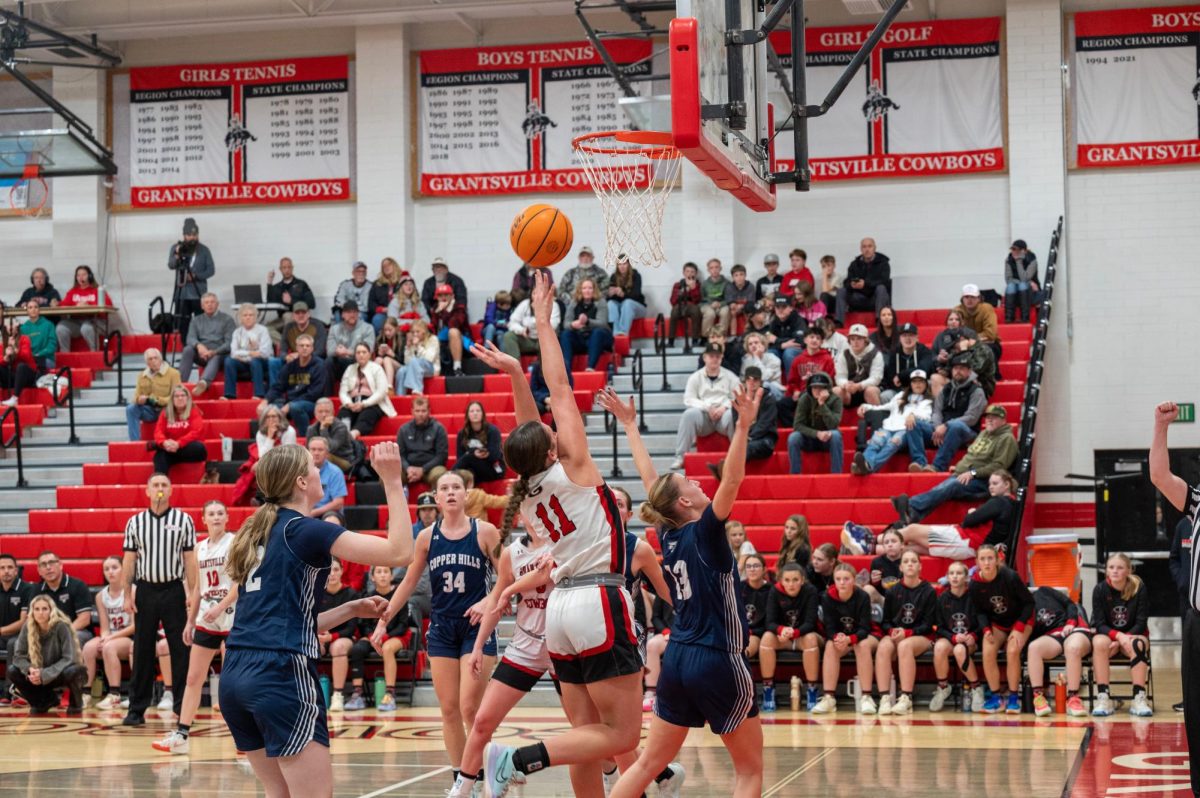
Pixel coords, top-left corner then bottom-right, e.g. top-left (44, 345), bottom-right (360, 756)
top-left (471, 340), bottom-right (540, 425)
top-left (712, 386), bottom-right (762, 520)
top-left (598, 387), bottom-right (657, 493)
top-left (330, 442), bottom-right (414, 567)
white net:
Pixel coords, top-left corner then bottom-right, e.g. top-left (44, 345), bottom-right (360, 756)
top-left (573, 131), bottom-right (681, 270)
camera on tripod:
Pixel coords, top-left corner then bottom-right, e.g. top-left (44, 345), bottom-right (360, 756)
top-left (173, 238), bottom-right (197, 267)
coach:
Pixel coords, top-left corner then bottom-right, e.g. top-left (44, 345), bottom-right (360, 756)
top-left (1148, 401), bottom-right (1199, 796)
top-left (120, 473), bottom-right (197, 726)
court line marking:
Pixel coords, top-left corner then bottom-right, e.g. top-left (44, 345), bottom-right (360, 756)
top-left (1059, 724), bottom-right (1093, 798)
top-left (762, 746), bottom-right (836, 796)
top-left (354, 765), bottom-right (453, 798)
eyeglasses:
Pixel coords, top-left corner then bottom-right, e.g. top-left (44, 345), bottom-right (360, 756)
top-left (38, 559), bottom-right (60, 567)
top-left (744, 563), bottom-right (764, 569)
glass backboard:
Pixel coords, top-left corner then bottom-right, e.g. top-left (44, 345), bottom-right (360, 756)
top-left (0, 128), bottom-right (117, 178)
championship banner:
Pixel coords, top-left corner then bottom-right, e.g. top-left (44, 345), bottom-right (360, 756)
top-left (417, 40), bottom-right (652, 196)
top-left (128, 56), bottom-right (351, 207)
top-left (769, 17), bottom-right (1004, 181)
top-left (1074, 6), bottom-right (1200, 169)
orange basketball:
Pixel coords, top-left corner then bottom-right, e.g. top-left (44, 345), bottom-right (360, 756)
top-left (510, 203), bottom-right (574, 268)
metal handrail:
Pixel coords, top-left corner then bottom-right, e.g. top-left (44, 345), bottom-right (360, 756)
top-left (103, 331), bottom-right (127, 405)
top-left (652, 313), bottom-right (669, 390)
top-left (603, 408), bottom-right (624, 479)
top-left (631, 349), bottom-right (648, 433)
top-left (51, 365), bottom-right (79, 445)
top-left (0, 405), bottom-right (28, 488)
top-left (1007, 215), bottom-right (1063, 564)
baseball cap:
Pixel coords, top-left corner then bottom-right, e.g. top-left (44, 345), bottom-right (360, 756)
top-left (763, 253), bottom-right (780, 264)
top-left (848, 323), bottom-right (869, 338)
top-left (950, 352), bottom-right (972, 368)
top-left (431, 257), bottom-right (448, 268)
top-left (580, 246), bottom-right (594, 256)
top-left (909, 369), bottom-right (928, 381)
top-left (773, 295), bottom-right (791, 307)
top-left (435, 284), bottom-right (454, 296)
top-left (1011, 239), bottom-right (1027, 250)
top-left (961, 283), bottom-right (981, 298)
top-left (352, 261), bottom-right (368, 272)
top-left (341, 299), bottom-right (359, 312)
top-left (742, 366), bottom-right (763, 382)
top-left (292, 301), bottom-right (310, 312)
top-left (703, 343), bottom-right (724, 356)
top-left (899, 322), bottom-right (918, 335)
top-left (416, 492), bottom-right (437, 508)
top-left (983, 403), bottom-right (1007, 419)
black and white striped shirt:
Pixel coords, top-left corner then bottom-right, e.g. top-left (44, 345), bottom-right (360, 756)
top-left (1186, 484), bottom-right (1200, 612)
top-left (123, 507), bottom-right (196, 584)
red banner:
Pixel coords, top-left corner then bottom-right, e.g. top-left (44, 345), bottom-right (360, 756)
top-left (128, 56), bottom-right (351, 207)
top-left (1073, 6), bottom-right (1200, 169)
top-left (416, 40), bottom-right (652, 197)
top-left (768, 17), bottom-right (1005, 181)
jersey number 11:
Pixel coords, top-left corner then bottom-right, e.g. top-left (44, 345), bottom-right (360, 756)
top-left (534, 496), bottom-right (577, 542)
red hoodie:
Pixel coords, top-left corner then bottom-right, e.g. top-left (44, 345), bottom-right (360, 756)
top-left (154, 409), bottom-right (205, 447)
top-left (786, 349), bottom-right (835, 396)
top-left (778, 267), bottom-right (815, 298)
top-left (3, 335), bottom-right (36, 372)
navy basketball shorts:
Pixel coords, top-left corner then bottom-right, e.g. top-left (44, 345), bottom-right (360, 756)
top-left (426, 614), bottom-right (498, 659)
top-left (219, 648), bottom-right (329, 758)
top-left (654, 642), bottom-right (758, 735)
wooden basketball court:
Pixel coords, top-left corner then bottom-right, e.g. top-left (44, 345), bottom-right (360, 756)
top-left (0, 659), bottom-right (1188, 797)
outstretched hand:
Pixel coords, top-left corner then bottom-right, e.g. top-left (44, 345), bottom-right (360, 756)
top-left (597, 387), bottom-right (637, 426)
top-left (369, 441), bottom-right (404, 484)
top-left (732, 385), bottom-right (763, 430)
top-left (1155, 402), bottom-right (1179, 426)
top-left (470, 340), bottom-right (522, 375)
top-left (354, 595), bottom-right (389, 620)
top-left (531, 270), bottom-right (555, 323)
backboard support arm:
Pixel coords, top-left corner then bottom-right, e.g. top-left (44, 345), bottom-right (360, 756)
top-left (718, 0), bottom-right (908, 191)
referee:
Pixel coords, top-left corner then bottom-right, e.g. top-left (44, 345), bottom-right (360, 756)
top-left (120, 473), bottom-right (197, 726)
top-left (1149, 401), bottom-right (1199, 797)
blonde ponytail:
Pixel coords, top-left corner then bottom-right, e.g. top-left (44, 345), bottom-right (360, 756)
top-left (227, 444), bottom-right (310, 584)
top-left (639, 474), bottom-right (683, 530)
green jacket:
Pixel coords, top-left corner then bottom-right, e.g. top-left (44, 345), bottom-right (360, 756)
top-left (954, 422), bottom-right (1018, 477)
top-left (701, 276), bottom-right (729, 303)
top-left (793, 390), bottom-right (843, 437)
top-left (964, 342), bottom-right (996, 396)
top-left (20, 317), bottom-right (57, 360)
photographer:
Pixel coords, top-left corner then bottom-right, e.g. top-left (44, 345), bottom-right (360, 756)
top-left (167, 218), bottom-right (215, 342)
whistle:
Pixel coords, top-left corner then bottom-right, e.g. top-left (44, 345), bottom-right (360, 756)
top-left (156, 491), bottom-right (164, 499)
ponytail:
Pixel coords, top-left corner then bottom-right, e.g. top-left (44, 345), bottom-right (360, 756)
top-left (639, 473), bottom-right (683, 530)
top-left (1107, 552), bottom-right (1143, 602)
top-left (226, 443), bottom-right (310, 584)
top-left (227, 504), bottom-right (278, 584)
top-left (500, 477), bottom-right (531, 539)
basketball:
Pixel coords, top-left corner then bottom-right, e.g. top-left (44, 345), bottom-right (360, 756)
top-left (510, 203), bottom-right (574, 268)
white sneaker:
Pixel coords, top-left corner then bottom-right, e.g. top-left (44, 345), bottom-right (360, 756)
top-left (96, 693), bottom-right (122, 710)
top-left (811, 694), bottom-right (837, 714)
top-left (877, 694), bottom-right (894, 716)
top-left (1130, 693), bottom-right (1154, 717)
top-left (669, 458), bottom-right (685, 471)
top-left (157, 690), bottom-right (174, 712)
top-left (928, 684), bottom-right (952, 712)
top-left (151, 729), bottom-right (190, 755)
top-left (655, 763), bottom-right (685, 798)
top-left (858, 695), bottom-right (877, 714)
top-left (329, 691), bottom-right (344, 712)
top-left (891, 694), bottom-right (913, 715)
top-left (970, 685), bottom-right (986, 713)
top-left (1092, 693), bottom-right (1114, 717)
top-left (445, 776), bottom-right (473, 798)
top-left (602, 766), bottom-right (619, 796)
top-left (1, 396), bottom-right (18, 407)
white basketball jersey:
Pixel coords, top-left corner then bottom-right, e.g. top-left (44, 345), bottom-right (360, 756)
top-left (520, 462), bottom-right (625, 583)
top-left (100, 587), bottom-right (132, 633)
top-left (196, 533), bottom-right (236, 634)
top-left (504, 537), bottom-right (553, 671)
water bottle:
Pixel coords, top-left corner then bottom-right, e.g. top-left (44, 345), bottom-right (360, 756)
top-left (1054, 672), bottom-right (1067, 714)
top-left (848, 677), bottom-right (861, 712)
top-left (961, 685), bottom-right (973, 713)
top-left (373, 677), bottom-right (387, 707)
top-left (97, 284), bottom-right (106, 307)
top-left (790, 676), bottom-right (801, 711)
top-left (221, 435), bottom-right (233, 461)
top-left (210, 672), bottom-right (221, 710)
top-left (319, 675), bottom-right (332, 709)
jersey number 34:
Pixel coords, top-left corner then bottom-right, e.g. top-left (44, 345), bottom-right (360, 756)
top-left (534, 496), bottom-right (577, 542)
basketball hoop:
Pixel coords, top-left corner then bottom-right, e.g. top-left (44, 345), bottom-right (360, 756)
top-left (8, 164), bottom-right (49, 219)
top-left (572, 130), bottom-right (681, 270)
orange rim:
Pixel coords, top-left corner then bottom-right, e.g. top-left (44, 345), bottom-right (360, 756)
top-left (572, 129), bottom-right (679, 160)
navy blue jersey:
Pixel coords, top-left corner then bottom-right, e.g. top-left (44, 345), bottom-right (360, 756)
top-left (623, 532), bottom-right (643, 594)
top-left (659, 505), bottom-right (747, 654)
top-left (226, 509), bottom-right (344, 659)
top-left (428, 519), bottom-right (492, 619)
